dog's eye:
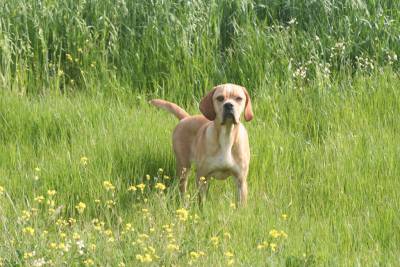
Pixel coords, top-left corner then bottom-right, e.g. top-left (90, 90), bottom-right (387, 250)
top-left (236, 97), bottom-right (243, 102)
top-left (216, 96), bottom-right (224, 102)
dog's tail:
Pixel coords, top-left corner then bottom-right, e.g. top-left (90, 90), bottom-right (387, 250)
top-left (150, 99), bottom-right (190, 121)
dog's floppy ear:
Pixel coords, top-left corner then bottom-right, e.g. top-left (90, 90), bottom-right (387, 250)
top-left (199, 88), bottom-right (216, 121)
top-left (243, 87), bottom-right (254, 121)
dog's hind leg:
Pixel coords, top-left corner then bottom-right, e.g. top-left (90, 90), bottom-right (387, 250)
top-left (177, 161), bottom-right (190, 195)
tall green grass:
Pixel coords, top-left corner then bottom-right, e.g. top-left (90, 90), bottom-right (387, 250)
top-left (0, 0), bottom-right (399, 100)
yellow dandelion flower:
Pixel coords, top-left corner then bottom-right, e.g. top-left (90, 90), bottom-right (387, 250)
top-left (269, 229), bottom-right (280, 238)
top-left (75, 202), bottom-right (86, 214)
top-left (155, 182), bottom-right (166, 191)
top-left (57, 69), bottom-right (64, 77)
top-left (190, 251), bottom-right (200, 259)
top-left (23, 251), bottom-right (35, 259)
top-left (73, 232), bottom-right (81, 240)
top-left (210, 236), bottom-right (219, 246)
top-left (59, 232), bottom-right (67, 239)
top-left (136, 183), bottom-right (146, 192)
top-left (225, 251), bottom-right (234, 258)
top-left (128, 185), bottom-right (137, 192)
top-left (94, 199), bottom-right (101, 204)
top-left (68, 217), bottom-right (77, 225)
top-left (49, 243), bottom-right (57, 249)
top-left (230, 202), bottom-right (236, 209)
top-left (106, 199), bottom-right (116, 208)
top-left (118, 262), bottom-right (125, 267)
top-left (163, 175), bottom-right (170, 180)
top-left (145, 174), bottom-right (151, 181)
top-left (176, 208), bottom-right (189, 221)
top-left (66, 53), bottom-right (73, 62)
top-left (34, 195), bottom-right (45, 203)
top-left (280, 230), bottom-right (288, 238)
top-left (83, 258), bottom-right (94, 266)
top-left (47, 189), bottom-right (57, 196)
top-left (0, 185), bottom-right (4, 196)
top-left (125, 223), bottom-right (133, 231)
top-left (167, 243), bottom-right (179, 252)
top-left (21, 210), bottom-right (31, 221)
top-left (257, 241), bottom-right (268, 250)
top-left (103, 181), bottom-right (115, 191)
top-left (270, 243), bottom-right (277, 252)
top-left (281, 214), bottom-right (288, 220)
top-left (227, 259), bottom-right (235, 266)
top-left (22, 227), bottom-right (35, 236)
top-left (80, 156), bottom-right (88, 166)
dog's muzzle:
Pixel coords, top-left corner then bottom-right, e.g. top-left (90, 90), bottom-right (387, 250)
top-left (222, 103), bottom-right (237, 124)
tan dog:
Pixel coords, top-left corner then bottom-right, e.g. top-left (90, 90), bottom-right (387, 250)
top-left (150, 83), bottom-right (253, 205)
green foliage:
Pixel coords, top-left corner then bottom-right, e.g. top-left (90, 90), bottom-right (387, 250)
top-left (0, 0), bottom-right (399, 100)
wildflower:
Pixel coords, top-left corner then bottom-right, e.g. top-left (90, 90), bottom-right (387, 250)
top-left (49, 243), bottom-right (57, 249)
top-left (288, 18), bottom-right (297, 25)
top-left (34, 175), bottom-right (40, 181)
top-left (269, 229), bottom-right (280, 238)
top-left (167, 243), bottom-right (179, 252)
top-left (136, 183), bottom-right (146, 193)
top-left (190, 251), bottom-right (200, 259)
top-left (125, 223), bottom-right (133, 232)
top-left (94, 199), bottom-right (101, 204)
top-left (0, 186), bottom-right (4, 196)
top-left (73, 232), bottom-right (81, 240)
top-left (80, 156), bottom-right (88, 166)
top-left (155, 182), bottom-right (166, 191)
top-left (281, 214), bottom-right (288, 220)
top-left (57, 70), bottom-right (64, 77)
top-left (229, 202), bottom-right (236, 209)
top-left (225, 251), bottom-right (234, 258)
top-left (68, 217), bottom-right (77, 225)
top-left (23, 251), bottom-right (35, 259)
top-left (224, 232), bottom-right (231, 239)
top-left (34, 195), bottom-right (45, 203)
top-left (83, 258), bottom-right (94, 266)
top-left (270, 243), bottom-right (277, 252)
top-left (136, 254), bottom-right (152, 263)
top-left (66, 53), bottom-right (73, 62)
top-left (21, 210), bottom-right (31, 221)
top-left (22, 227), bottom-right (35, 236)
top-left (103, 181), bottom-right (115, 191)
top-left (35, 167), bottom-right (41, 172)
top-left (75, 202), bottom-right (86, 214)
top-left (118, 262), bottom-right (126, 267)
top-left (176, 208), bottom-right (189, 221)
top-left (128, 185), bottom-right (137, 192)
top-left (210, 236), bottom-right (219, 247)
top-left (145, 174), bottom-right (151, 181)
top-left (32, 258), bottom-right (46, 267)
top-left (47, 190), bottom-right (57, 196)
top-left (163, 175), bottom-right (170, 180)
top-left (257, 241), bottom-right (268, 250)
top-left (106, 199), bottom-right (116, 208)
top-left (227, 259), bottom-right (235, 266)
top-left (59, 232), bottom-right (67, 239)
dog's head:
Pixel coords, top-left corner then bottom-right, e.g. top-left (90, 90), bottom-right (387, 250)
top-left (199, 83), bottom-right (253, 124)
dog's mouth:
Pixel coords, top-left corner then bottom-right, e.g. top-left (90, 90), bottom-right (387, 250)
top-left (222, 112), bottom-right (237, 125)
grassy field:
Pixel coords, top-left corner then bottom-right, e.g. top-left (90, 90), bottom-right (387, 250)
top-left (1, 0), bottom-right (400, 266)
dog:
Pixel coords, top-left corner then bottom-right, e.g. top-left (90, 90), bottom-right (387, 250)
top-left (150, 83), bottom-right (253, 205)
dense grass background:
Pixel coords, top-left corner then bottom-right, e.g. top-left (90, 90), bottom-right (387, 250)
top-left (1, 0), bottom-right (400, 266)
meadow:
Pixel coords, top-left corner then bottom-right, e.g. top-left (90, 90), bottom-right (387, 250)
top-left (1, 0), bottom-right (400, 266)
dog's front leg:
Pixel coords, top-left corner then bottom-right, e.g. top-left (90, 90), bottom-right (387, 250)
top-left (235, 175), bottom-right (248, 206)
top-left (196, 174), bottom-right (210, 206)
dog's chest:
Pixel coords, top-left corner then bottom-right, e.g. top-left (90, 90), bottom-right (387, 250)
top-left (204, 147), bottom-right (238, 179)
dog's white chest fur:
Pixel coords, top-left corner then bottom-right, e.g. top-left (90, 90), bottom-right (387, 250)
top-left (201, 125), bottom-right (239, 179)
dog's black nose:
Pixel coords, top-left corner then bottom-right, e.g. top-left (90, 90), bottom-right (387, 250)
top-left (223, 102), bottom-right (233, 110)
